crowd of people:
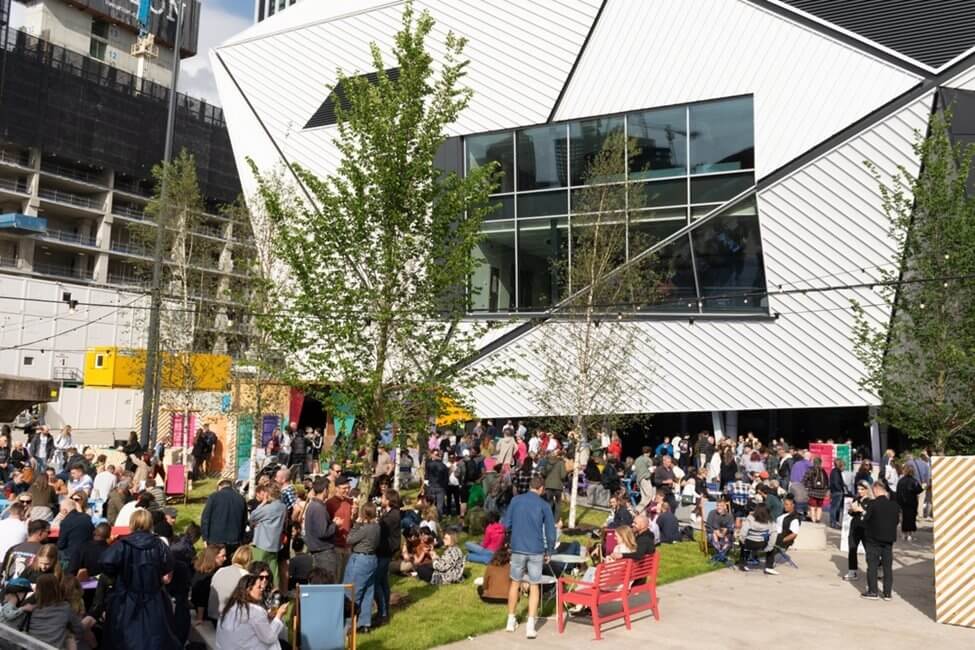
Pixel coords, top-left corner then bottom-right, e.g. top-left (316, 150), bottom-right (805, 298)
top-left (0, 415), bottom-right (934, 648)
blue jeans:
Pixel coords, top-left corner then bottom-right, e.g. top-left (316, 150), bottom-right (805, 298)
top-left (374, 556), bottom-right (392, 620)
top-left (464, 542), bottom-right (494, 564)
top-left (830, 492), bottom-right (845, 526)
top-left (343, 553), bottom-right (377, 628)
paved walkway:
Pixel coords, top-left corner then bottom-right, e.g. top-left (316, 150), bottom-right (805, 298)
top-left (442, 523), bottom-right (973, 649)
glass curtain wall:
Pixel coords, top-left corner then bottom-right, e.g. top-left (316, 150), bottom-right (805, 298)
top-left (466, 94), bottom-right (764, 314)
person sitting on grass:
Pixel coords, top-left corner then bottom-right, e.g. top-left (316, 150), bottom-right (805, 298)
top-left (416, 529), bottom-right (465, 585)
top-left (475, 544), bottom-right (511, 603)
top-left (464, 512), bottom-right (505, 564)
top-left (419, 506), bottom-right (440, 539)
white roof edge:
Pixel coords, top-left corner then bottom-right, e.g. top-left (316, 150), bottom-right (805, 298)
top-left (217, 0), bottom-right (404, 50)
top-left (937, 43), bottom-right (975, 74)
top-left (762, 0), bottom-right (936, 75)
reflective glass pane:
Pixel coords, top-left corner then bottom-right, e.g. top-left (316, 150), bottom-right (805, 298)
top-left (569, 116), bottom-right (625, 186)
top-left (518, 190), bottom-right (568, 218)
top-left (466, 132), bottom-right (514, 193)
top-left (470, 220), bottom-right (515, 312)
top-left (689, 96), bottom-right (754, 174)
top-left (628, 178), bottom-right (687, 209)
top-left (518, 217), bottom-right (568, 310)
top-left (628, 107), bottom-right (687, 180)
top-left (628, 214), bottom-right (685, 260)
top-left (517, 125), bottom-right (568, 190)
top-left (644, 234), bottom-right (698, 311)
top-left (691, 205), bottom-right (767, 313)
top-left (483, 195), bottom-right (514, 221)
top-left (690, 172), bottom-right (754, 204)
top-left (691, 205), bottom-right (720, 220)
top-left (571, 183), bottom-right (626, 214)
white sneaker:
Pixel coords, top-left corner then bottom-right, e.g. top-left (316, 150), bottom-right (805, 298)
top-left (526, 617), bottom-right (537, 639)
top-left (843, 570), bottom-right (859, 581)
top-left (764, 568), bottom-right (779, 576)
top-left (505, 615), bottom-right (517, 633)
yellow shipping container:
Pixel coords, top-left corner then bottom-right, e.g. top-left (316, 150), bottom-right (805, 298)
top-left (83, 346), bottom-right (231, 391)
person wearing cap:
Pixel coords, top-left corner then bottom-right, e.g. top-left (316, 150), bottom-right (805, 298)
top-left (326, 476), bottom-right (355, 576)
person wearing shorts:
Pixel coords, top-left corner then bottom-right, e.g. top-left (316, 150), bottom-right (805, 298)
top-left (502, 475), bottom-right (555, 639)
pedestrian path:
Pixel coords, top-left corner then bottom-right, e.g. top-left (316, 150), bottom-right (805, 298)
top-left (441, 524), bottom-right (970, 649)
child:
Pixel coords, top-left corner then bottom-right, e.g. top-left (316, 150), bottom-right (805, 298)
top-left (0, 577), bottom-right (31, 629)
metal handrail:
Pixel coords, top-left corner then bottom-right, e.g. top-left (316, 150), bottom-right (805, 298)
top-left (40, 161), bottom-right (104, 185)
top-left (0, 255), bottom-right (18, 268)
top-left (33, 261), bottom-right (93, 280)
top-left (38, 187), bottom-right (100, 210)
top-left (0, 176), bottom-right (28, 193)
top-left (107, 271), bottom-right (148, 287)
top-left (0, 149), bottom-right (30, 167)
top-left (113, 204), bottom-right (148, 220)
top-left (110, 241), bottom-right (150, 256)
top-left (43, 229), bottom-right (97, 247)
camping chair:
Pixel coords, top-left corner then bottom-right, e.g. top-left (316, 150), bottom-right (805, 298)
top-left (773, 544), bottom-right (799, 569)
top-left (164, 464), bottom-right (187, 504)
top-left (295, 584), bottom-right (356, 650)
top-left (737, 531), bottom-right (772, 569)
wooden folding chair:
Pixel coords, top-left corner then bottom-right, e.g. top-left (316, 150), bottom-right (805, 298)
top-left (164, 464), bottom-right (187, 505)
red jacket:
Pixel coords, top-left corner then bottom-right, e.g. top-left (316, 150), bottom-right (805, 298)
top-left (481, 522), bottom-right (505, 552)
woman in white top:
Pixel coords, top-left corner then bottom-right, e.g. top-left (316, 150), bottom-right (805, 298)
top-left (53, 426), bottom-right (73, 473)
top-left (209, 545), bottom-right (253, 620)
top-left (216, 573), bottom-right (285, 650)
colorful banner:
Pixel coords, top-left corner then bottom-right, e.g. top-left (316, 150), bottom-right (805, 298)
top-left (835, 443), bottom-right (852, 471)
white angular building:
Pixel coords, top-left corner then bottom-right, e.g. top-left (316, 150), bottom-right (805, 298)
top-left (213, 0), bottom-right (975, 452)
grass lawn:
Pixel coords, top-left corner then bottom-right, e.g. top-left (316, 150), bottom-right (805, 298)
top-left (176, 482), bottom-right (715, 649)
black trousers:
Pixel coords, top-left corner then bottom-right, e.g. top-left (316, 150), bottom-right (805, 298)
top-left (736, 539), bottom-right (768, 567)
top-left (865, 540), bottom-right (893, 596)
top-left (848, 526), bottom-right (865, 571)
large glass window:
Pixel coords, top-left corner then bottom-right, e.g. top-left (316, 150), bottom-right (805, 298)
top-left (629, 107), bottom-right (687, 180)
top-left (470, 220), bottom-right (515, 312)
top-left (465, 95), bottom-right (762, 314)
top-left (467, 132), bottom-right (514, 193)
top-left (517, 125), bottom-right (568, 190)
top-left (691, 201), bottom-right (766, 312)
top-left (569, 116), bottom-right (625, 186)
top-left (518, 217), bottom-right (567, 310)
top-left (689, 96), bottom-right (754, 174)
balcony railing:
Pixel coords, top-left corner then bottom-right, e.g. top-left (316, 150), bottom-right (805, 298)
top-left (33, 261), bottom-right (93, 280)
top-left (110, 241), bottom-right (149, 256)
top-left (0, 255), bottom-right (18, 268)
top-left (113, 178), bottom-right (151, 197)
top-left (38, 188), bottom-right (100, 210)
top-left (113, 204), bottom-right (149, 220)
top-left (40, 161), bottom-right (104, 185)
top-left (0, 176), bottom-right (28, 194)
top-left (194, 224), bottom-right (226, 239)
top-left (107, 271), bottom-right (148, 287)
top-left (53, 366), bottom-right (83, 382)
top-left (42, 229), bottom-right (97, 247)
top-left (0, 150), bottom-right (30, 167)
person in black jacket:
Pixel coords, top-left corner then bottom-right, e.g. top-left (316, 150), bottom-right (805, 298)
top-left (861, 482), bottom-right (900, 600)
top-left (895, 464), bottom-right (923, 541)
top-left (68, 522), bottom-right (109, 577)
top-left (56, 492), bottom-right (94, 565)
top-left (375, 489), bottom-right (402, 624)
top-left (611, 514), bottom-right (656, 560)
top-left (424, 450), bottom-right (449, 516)
top-left (290, 428), bottom-right (309, 481)
top-left (828, 459), bottom-right (847, 528)
top-left (200, 479), bottom-right (248, 559)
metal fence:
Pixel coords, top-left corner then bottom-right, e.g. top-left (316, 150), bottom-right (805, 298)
top-left (38, 187), bottom-right (100, 210)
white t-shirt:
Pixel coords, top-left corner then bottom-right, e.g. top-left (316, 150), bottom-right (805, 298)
top-left (0, 518), bottom-right (27, 566)
top-left (209, 565), bottom-right (249, 620)
top-left (92, 471), bottom-right (118, 501)
top-left (68, 474), bottom-right (94, 495)
top-left (775, 513), bottom-right (801, 536)
top-left (115, 502), bottom-right (144, 528)
top-left (528, 437), bottom-right (540, 455)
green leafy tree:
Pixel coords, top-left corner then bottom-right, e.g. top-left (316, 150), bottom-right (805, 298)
top-left (854, 111), bottom-right (975, 455)
top-left (250, 4), bottom-right (500, 474)
top-left (531, 132), bottom-right (661, 526)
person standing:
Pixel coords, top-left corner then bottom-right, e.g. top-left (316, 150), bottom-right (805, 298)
top-left (502, 476), bottom-right (556, 640)
top-left (326, 476), bottom-right (355, 577)
top-left (424, 449), bottom-right (449, 516)
top-left (802, 456), bottom-right (829, 524)
top-left (829, 459), bottom-right (848, 529)
top-left (653, 455), bottom-right (678, 512)
top-left (375, 489), bottom-right (401, 624)
top-left (496, 429), bottom-right (517, 473)
top-left (895, 464), bottom-right (922, 541)
top-left (52, 425), bottom-right (73, 474)
top-left (28, 427), bottom-right (54, 473)
top-left (343, 502), bottom-right (381, 633)
top-left (250, 483), bottom-right (288, 585)
top-left (908, 453), bottom-right (932, 519)
top-left (633, 446), bottom-right (655, 510)
top-left (303, 477), bottom-right (343, 579)
top-left (542, 448), bottom-right (567, 519)
top-left (861, 482), bottom-right (900, 600)
top-left (201, 479), bottom-right (248, 559)
top-left (843, 481), bottom-right (873, 581)
top-left (100, 509), bottom-right (180, 649)
top-left (289, 428), bottom-right (308, 481)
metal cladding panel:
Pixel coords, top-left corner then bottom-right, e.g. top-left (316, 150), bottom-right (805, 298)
top-left (215, 0), bottom-right (602, 187)
top-left (468, 94), bottom-right (933, 417)
top-left (944, 61), bottom-right (975, 90)
top-left (781, 0), bottom-right (975, 69)
top-left (553, 0), bottom-right (921, 180)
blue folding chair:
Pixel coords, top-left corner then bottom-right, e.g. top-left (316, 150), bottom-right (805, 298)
top-left (296, 584), bottom-right (356, 650)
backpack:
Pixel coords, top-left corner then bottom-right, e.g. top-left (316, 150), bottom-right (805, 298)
top-left (464, 458), bottom-right (481, 483)
top-left (812, 469), bottom-right (827, 490)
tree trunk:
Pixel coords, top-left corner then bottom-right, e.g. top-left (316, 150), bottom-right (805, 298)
top-left (568, 420), bottom-right (586, 528)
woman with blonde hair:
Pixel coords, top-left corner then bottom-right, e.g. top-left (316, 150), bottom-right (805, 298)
top-left (22, 543), bottom-right (63, 583)
top-left (210, 545), bottom-right (253, 620)
top-left (100, 507), bottom-right (180, 648)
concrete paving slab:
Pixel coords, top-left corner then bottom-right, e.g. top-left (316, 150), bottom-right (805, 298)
top-left (440, 523), bottom-right (973, 649)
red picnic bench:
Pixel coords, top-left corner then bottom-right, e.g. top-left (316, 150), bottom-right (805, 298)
top-left (556, 551), bottom-right (660, 640)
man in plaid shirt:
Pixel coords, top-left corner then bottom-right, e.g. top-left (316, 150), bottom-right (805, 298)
top-left (725, 472), bottom-right (754, 519)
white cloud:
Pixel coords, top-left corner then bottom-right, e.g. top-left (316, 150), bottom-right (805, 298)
top-left (177, 2), bottom-right (250, 106)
